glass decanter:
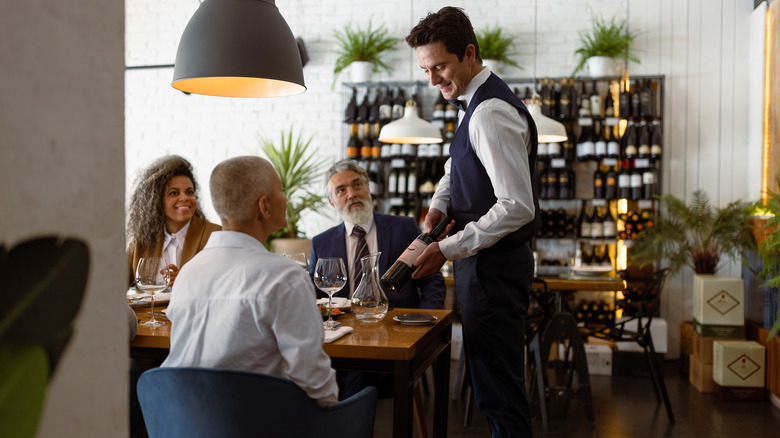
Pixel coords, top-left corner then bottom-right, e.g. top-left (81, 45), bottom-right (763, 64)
top-left (351, 252), bottom-right (389, 323)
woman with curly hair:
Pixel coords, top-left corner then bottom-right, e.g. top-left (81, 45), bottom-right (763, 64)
top-left (126, 155), bottom-right (220, 286)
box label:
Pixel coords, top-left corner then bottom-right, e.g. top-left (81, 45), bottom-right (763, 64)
top-left (694, 321), bottom-right (745, 338)
top-left (727, 354), bottom-right (762, 381)
top-left (706, 290), bottom-right (740, 315)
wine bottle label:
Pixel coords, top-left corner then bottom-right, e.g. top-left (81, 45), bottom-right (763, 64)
top-left (603, 221), bottom-right (617, 237)
top-left (607, 141), bottom-right (620, 156)
top-left (444, 108), bottom-right (457, 119)
top-left (401, 143), bottom-right (416, 157)
top-left (379, 105), bottom-right (392, 121)
top-left (630, 173), bottom-right (643, 188)
top-left (650, 144), bottom-right (662, 155)
top-left (642, 171), bottom-right (656, 184)
top-left (429, 143), bottom-right (441, 157)
top-left (638, 144), bottom-right (650, 155)
top-left (618, 174), bottom-right (631, 188)
top-left (594, 140), bottom-right (607, 156)
top-left (548, 142), bottom-right (561, 156)
top-left (581, 222), bottom-right (591, 238)
top-left (390, 143), bottom-right (402, 157)
top-left (418, 144), bottom-right (429, 157)
top-left (624, 145), bottom-right (638, 156)
top-left (581, 140), bottom-right (595, 156)
top-left (398, 240), bottom-right (430, 267)
top-left (537, 142), bottom-right (549, 156)
top-left (432, 109), bottom-right (444, 119)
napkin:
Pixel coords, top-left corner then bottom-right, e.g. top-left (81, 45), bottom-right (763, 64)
top-left (323, 326), bottom-right (353, 343)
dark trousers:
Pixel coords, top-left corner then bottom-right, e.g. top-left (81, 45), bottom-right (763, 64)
top-left (455, 243), bottom-right (534, 438)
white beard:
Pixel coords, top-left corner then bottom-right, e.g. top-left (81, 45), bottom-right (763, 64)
top-left (339, 197), bottom-right (373, 224)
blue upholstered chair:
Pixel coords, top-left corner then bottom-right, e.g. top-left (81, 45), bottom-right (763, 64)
top-left (138, 367), bottom-right (377, 438)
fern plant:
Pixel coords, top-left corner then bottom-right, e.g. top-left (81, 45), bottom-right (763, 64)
top-left (756, 185), bottom-right (780, 338)
top-left (629, 190), bottom-right (755, 275)
top-left (333, 20), bottom-right (398, 84)
top-left (260, 128), bottom-right (327, 240)
top-left (476, 25), bottom-right (522, 70)
top-left (571, 15), bottom-right (640, 76)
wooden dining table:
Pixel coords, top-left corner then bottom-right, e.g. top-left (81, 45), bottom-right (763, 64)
top-left (131, 306), bottom-right (453, 438)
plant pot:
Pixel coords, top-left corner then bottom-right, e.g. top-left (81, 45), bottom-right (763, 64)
top-left (586, 56), bottom-right (621, 77)
top-left (269, 238), bottom-right (312, 257)
top-left (350, 61), bottom-right (373, 83)
top-left (748, 216), bottom-right (777, 248)
top-left (482, 59), bottom-right (500, 75)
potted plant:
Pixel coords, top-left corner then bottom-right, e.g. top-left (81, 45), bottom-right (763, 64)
top-left (571, 15), bottom-right (640, 77)
top-left (476, 25), bottom-right (522, 74)
top-left (629, 190), bottom-right (755, 275)
top-left (260, 128), bottom-right (327, 254)
top-left (333, 20), bottom-right (398, 85)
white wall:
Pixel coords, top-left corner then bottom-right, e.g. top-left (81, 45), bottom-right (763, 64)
top-left (0, 1), bottom-right (127, 437)
top-left (126, 0), bottom-right (762, 359)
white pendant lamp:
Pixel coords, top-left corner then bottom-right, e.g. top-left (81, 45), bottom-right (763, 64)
top-left (530, 0), bottom-right (568, 143)
top-left (527, 94), bottom-right (568, 143)
top-left (378, 100), bottom-right (443, 144)
top-left (172, 0), bottom-right (306, 98)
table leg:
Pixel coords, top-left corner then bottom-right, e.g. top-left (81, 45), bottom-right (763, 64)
top-left (432, 343), bottom-right (451, 438)
top-left (394, 361), bottom-right (414, 438)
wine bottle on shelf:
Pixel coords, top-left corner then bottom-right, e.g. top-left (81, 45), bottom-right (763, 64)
top-left (346, 124), bottom-right (360, 159)
top-left (576, 125), bottom-right (595, 161)
top-left (593, 166), bottom-right (604, 199)
top-left (406, 162), bottom-right (417, 195)
top-left (650, 117), bottom-right (663, 160)
top-left (630, 171), bottom-right (643, 200)
top-left (396, 166), bottom-right (408, 197)
top-left (545, 167), bottom-right (559, 200)
top-left (431, 92), bottom-right (446, 132)
top-left (558, 167), bottom-right (573, 200)
top-left (345, 87), bottom-right (359, 123)
top-left (356, 90), bottom-right (370, 124)
top-left (386, 168), bottom-right (399, 197)
top-left (590, 207), bottom-right (604, 239)
top-left (594, 120), bottom-right (607, 160)
top-left (540, 78), bottom-right (555, 117)
top-left (578, 202), bottom-right (591, 239)
top-left (637, 118), bottom-right (651, 158)
top-left (640, 79), bottom-right (654, 119)
top-left (606, 125), bottom-right (621, 159)
top-left (603, 83), bottom-right (615, 118)
top-left (368, 87), bottom-right (380, 124)
top-left (618, 167), bottom-right (631, 199)
top-left (622, 118), bottom-right (638, 159)
top-left (381, 214), bottom-right (452, 293)
top-left (578, 81), bottom-right (592, 118)
top-left (631, 80), bottom-right (641, 118)
top-left (378, 87), bottom-right (393, 125)
top-left (590, 80), bottom-right (602, 119)
top-left (392, 88), bottom-right (406, 120)
top-left (558, 77), bottom-right (573, 120)
top-left (547, 140), bottom-right (562, 159)
top-left (619, 81), bottom-right (631, 119)
top-left (604, 165), bottom-right (618, 200)
top-left (360, 123), bottom-right (372, 159)
top-left (603, 207), bottom-right (617, 239)
top-left (538, 166), bottom-right (548, 200)
top-left (642, 169), bottom-right (658, 200)
top-left (444, 100), bottom-right (458, 124)
top-left (443, 122), bottom-right (455, 157)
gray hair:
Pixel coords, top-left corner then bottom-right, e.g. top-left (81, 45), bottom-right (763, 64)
top-left (210, 156), bottom-right (278, 227)
top-left (324, 159), bottom-right (369, 201)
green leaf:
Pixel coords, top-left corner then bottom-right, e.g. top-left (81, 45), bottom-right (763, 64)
top-left (571, 14), bottom-right (641, 76)
top-left (476, 25), bottom-right (523, 70)
top-left (332, 19), bottom-right (398, 86)
top-left (0, 342), bottom-right (49, 438)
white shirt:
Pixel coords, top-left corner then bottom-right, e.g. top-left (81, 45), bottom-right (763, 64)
top-left (430, 66), bottom-right (536, 260)
top-left (162, 219), bottom-right (190, 267)
top-left (162, 231), bottom-right (339, 407)
top-left (343, 214), bottom-right (377, 297)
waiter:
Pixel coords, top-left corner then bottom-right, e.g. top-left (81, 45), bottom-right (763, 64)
top-left (408, 7), bottom-right (540, 437)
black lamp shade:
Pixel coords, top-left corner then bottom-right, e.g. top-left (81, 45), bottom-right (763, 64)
top-left (172, 0), bottom-right (306, 98)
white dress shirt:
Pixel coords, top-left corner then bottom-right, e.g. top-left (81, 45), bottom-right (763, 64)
top-left (430, 66), bottom-right (536, 260)
top-left (162, 219), bottom-right (190, 267)
top-left (343, 214), bottom-right (377, 297)
top-left (162, 231), bottom-right (339, 407)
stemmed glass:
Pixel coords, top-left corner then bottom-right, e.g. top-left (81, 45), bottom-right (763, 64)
top-left (135, 257), bottom-right (170, 327)
top-left (313, 258), bottom-right (347, 330)
top-left (283, 252), bottom-right (308, 270)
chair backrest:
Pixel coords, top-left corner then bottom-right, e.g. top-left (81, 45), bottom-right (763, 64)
top-left (138, 367), bottom-right (377, 438)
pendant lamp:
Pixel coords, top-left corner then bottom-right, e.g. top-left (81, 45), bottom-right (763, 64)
top-left (172, 0), bottom-right (306, 98)
top-left (530, 0), bottom-right (568, 143)
top-left (377, 0), bottom-right (443, 145)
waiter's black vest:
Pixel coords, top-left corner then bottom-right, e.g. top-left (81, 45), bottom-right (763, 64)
top-left (448, 72), bottom-right (541, 251)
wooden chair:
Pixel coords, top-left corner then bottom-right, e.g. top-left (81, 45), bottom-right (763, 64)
top-left (138, 367), bottom-right (378, 438)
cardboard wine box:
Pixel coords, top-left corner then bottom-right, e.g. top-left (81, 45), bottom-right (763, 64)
top-left (692, 331), bottom-right (741, 364)
top-left (584, 343), bottom-right (612, 376)
top-left (713, 340), bottom-right (765, 388)
top-left (693, 275), bottom-right (745, 338)
top-left (689, 353), bottom-right (714, 393)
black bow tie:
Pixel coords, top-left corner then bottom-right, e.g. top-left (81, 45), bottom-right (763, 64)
top-left (448, 99), bottom-right (467, 112)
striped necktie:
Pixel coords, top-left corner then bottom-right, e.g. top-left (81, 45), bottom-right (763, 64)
top-left (352, 225), bottom-right (370, 288)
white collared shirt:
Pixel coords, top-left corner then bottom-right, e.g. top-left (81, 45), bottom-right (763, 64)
top-left (163, 219), bottom-right (191, 267)
top-left (343, 214), bottom-right (377, 297)
top-left (163, 231), bottom-right (339, 407)
top-left (430, 65), bottom-right (536, 260)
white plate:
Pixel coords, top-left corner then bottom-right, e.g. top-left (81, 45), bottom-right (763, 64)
top-left (316, 297), bottom-right (351, 310)
top-left (127, 292), bottom-right (171, 308)
top-left (569, 266), bottom-right (613, 277)
top-left (393, 315), bottom-right (438, 326)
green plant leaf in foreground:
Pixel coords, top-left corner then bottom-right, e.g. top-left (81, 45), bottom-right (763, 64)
top-left (571, 15), bottom-right (641, 76)
top-left (476, 25), bottom-right (522, 70)
top-left (0, 342), bottom-right (49, 438)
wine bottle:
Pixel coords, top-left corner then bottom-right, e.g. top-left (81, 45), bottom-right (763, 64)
top-left (541, 78), bottom-right (555, 117)
top-left (406, 162), bottom-right (417, 195)
top-left (558, 168), bottom-right (572, 200)
top-left (603, 207), bottom-right (617, 238)
top-left (432, 92), bottom-right (447, 132)
top-left (356, 90), bottom-right (369, 124)
top-left (558, 77), bottom-right (573, 120)
top-left (642, 169), bottom-right (657, 200)
top-left (619, 81), bottom-right (631, 119)
top-left (539, 167), bottom-right (548, 200)
top-left (637, 118), bottom-right (651, 158)
top-left (344, 87), bottom-right (358, 123)
top-left (623, 118), bottom-right (638, 159)
top-left (392, 88), bottom-right (406, 120)
top-left (603, 84), bottom-right (615, 118)
top-left (546, 168), bottom-right (559, 200)
top-left (590, 207), bottom-right (604, 239)
top-left (604, 166), bottom-right (618, 200)
top-left (593, 166), bottom-right (604, 199)
top-left (578, 203), bottom-right (591, 239)
top-left (589, 80), bottom-right (602, 119)
top-left (631, 80), bottom-right (641, 118)
top-left (378, 87), bottom-right (393, 125)
top-left (640, 79), bottom-right (654, 119)
top-left (381, 215), bottom-right (452, 293)
top-left (594, 121), bottom-right (607, 160)
top-left (387, 169), bottom-right (398, 196)
top-left (368, 87), bottom-right (380, 124)
top-left (630, 171), bottom-right (643, 201)
top-left (397, 167), bottom-right (408, 197)
top-left (618, 167), bottom-right (631, 199)
top-left (346, 124), bottom-right (360, 159)
top-left (606, 125), bottom-right (621, 159)
top-left (650, 117), bottom-right (663, 160)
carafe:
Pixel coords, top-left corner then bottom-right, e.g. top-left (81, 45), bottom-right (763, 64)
top-left (351, 252), bottom-right (389, 323)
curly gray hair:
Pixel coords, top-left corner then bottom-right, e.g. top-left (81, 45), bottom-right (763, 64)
top-left (126, 155), bottom-right (205, 252)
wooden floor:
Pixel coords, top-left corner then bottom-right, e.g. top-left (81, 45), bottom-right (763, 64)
top-left (373, 359), bottom-right (780, 438)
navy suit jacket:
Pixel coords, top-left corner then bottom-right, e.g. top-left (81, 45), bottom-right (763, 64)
top-left (309, 212), bottom-right (445, 309)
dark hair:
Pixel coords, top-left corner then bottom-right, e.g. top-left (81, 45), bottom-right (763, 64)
top-left (405, 6), bottom-right (480, 62)
top-left (127, 155), bottom-right (205, 252)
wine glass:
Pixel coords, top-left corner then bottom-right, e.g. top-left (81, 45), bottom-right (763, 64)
top-left (136, 257), bottom-right (170, 327)
top-left (313, 258), bottom-right (347, 330)
top-left (283, 252), bottom-right (308, 270)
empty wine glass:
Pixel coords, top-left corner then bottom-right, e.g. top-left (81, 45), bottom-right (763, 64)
top-left (283, 252), bottom-right (308, 270)
top-left (136, 257), bottom-right (170, 327)
top-left (313, 258), bottom-right (347, 330)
